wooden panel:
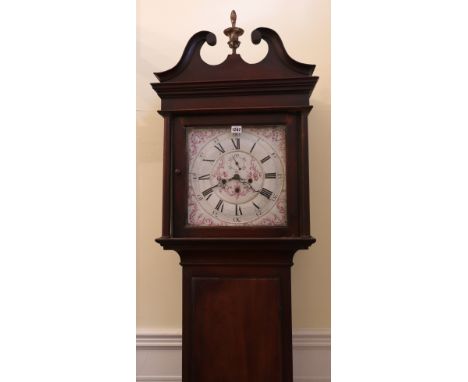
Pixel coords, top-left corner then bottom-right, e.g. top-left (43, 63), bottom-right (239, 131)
top-left (191, 277), bottom-right (282, 382)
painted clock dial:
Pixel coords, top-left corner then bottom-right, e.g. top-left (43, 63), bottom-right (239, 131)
top-left (187, 125), bottom-right (287, 226)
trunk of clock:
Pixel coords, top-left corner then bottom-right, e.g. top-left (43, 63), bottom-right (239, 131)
top-left (180, 250), bottom-right (294, 382)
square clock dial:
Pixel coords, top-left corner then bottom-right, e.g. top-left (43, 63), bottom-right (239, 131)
top-left (187, 125), bottom-right (287, 226)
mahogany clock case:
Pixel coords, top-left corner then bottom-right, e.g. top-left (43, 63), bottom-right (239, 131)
top-left (151, 18), bottom-right (319, 382)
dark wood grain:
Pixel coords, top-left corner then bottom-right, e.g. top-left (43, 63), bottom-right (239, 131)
top-left (191, 276), bottom-right (282, 382)
top-left (161, 117), bottom-right (172, 236)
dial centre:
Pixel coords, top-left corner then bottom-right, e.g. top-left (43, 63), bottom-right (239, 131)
top-left (211, 151), bottom-right (264, 204)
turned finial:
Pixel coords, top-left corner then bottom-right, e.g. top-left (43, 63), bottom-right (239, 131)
top-left (223, 10), bottom-right (244, 54)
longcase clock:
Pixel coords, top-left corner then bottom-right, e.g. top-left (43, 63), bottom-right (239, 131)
top-left (152, 11), bottom-right (318, 382)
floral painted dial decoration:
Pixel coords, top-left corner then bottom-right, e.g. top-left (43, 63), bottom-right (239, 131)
top-left (187, 125), bottom-right (287, 226)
